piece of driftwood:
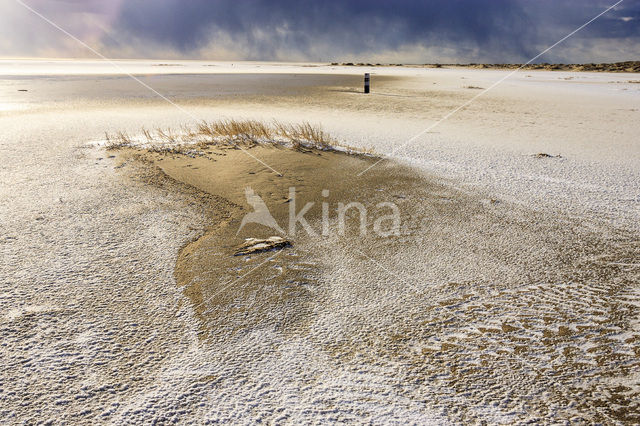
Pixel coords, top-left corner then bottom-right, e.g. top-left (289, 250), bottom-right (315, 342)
top-left (234, 237), bottom-right (292, 256)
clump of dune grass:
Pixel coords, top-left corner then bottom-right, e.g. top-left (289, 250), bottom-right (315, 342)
top-left (104, 131), bottom-right (134, 149)
top-left (273, 121), bottom-right (332, 151)
top-left (103, 119), bottom-right (367, 156)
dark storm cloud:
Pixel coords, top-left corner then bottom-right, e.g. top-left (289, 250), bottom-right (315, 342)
top-left (3, 0), bottom-right (639, 61)
top-left (520, 0), bottom-right (640, 38)
top-left (107, 0), bottom-right (640, 62)
top-left (109, 0), bottom-right (536, 61)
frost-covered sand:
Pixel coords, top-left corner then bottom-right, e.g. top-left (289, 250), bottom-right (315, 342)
top-left (1, 60), bottom-right (639, 423)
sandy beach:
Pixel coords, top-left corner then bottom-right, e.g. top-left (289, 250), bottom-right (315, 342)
top-left (1, 60), bottom-right (639, 423)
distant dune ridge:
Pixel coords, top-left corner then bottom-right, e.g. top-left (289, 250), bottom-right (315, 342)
top-left (332, 61), bottom-right (640, 72)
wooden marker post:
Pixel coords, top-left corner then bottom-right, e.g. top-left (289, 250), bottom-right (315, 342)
top-left (364, 73), bottom-right (370, 93)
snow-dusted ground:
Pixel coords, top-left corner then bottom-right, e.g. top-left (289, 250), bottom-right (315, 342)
top-left (1, 60), bottom-right (639, 423)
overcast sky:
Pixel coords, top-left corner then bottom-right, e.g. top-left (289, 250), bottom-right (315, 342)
top-left (1, 0), bottom-right (639, 63)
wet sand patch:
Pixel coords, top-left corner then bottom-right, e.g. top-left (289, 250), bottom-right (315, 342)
top-left (116, 144), bottom-right (428, 338)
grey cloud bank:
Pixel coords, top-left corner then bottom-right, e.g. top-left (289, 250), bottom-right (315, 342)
top-left (2, 0), bottom-right (639, 63)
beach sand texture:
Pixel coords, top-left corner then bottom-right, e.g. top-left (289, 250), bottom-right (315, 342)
top-left (1, 61), bottom-right (639, 423)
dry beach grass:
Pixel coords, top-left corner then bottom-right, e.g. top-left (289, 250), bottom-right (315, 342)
top-left (105, 119), bottom-right (338, 153)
